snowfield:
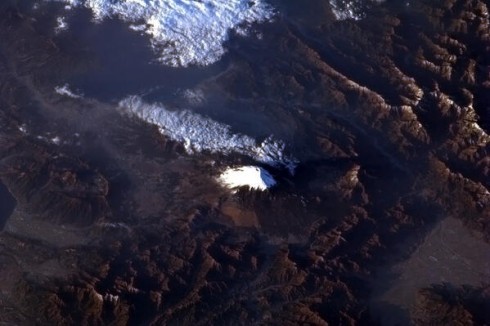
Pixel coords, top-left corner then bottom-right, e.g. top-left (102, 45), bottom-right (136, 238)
top-left (219, 166), bottom-right (276, 191)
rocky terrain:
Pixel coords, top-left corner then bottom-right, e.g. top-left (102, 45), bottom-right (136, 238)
top-left (0, 0), bottom-right (489, 325)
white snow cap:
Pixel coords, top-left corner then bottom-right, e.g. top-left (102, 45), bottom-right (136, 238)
top-left (49, 0), bottom-right (275, 66)
top-left (219, 166), bottom-right (276, 191)
top-left (119, 95), bottom-right (297, 170)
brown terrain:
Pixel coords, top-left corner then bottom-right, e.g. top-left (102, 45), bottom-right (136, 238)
top-left (0, 0), bottom-right (489, 325)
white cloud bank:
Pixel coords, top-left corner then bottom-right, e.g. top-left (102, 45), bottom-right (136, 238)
top-left (118, 95), bottom-right (297, 171)
top-left (48, 0), bottom-right (275, 66)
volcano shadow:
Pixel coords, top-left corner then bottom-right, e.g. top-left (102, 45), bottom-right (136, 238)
top-left (0, 182), bottom-right (16, 230)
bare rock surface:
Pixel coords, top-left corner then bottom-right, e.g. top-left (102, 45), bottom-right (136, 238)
top-left (0, 0), bottom-right (488, 325)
